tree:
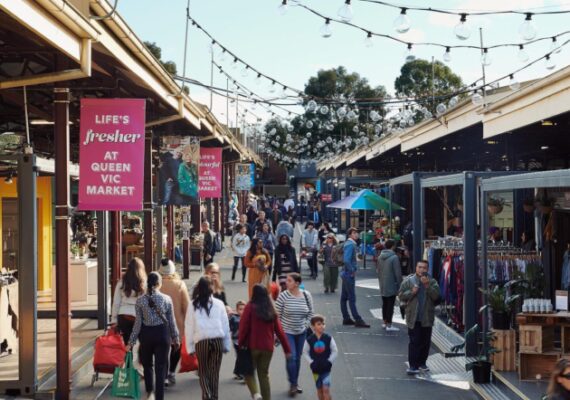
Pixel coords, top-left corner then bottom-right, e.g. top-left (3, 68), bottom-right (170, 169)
top-left (144, 41), bottom-right (188, 93)
top-left (394, 59), bottom-right (463, 112)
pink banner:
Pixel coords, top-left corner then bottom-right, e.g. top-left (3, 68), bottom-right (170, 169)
top-left (78, 98), bottom-right (146, 211)
top-left (199, 147), bottom-right (222, 198)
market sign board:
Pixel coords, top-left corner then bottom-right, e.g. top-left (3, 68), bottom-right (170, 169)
top-left (78, 98), bottom-right (145, 211)
top-left (199, 147), bottom-right (222, 198)
top-left (235, 163), bottom-right (252, 191)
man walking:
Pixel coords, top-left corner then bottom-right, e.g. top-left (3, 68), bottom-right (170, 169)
top-left (201, 221), bottom-right (216, 266)
top-left (302, 222), bottom-right (319, 279)
top-left (377, 239), bottom-right (402, 332)
top-left (340, 228), bottom-right (370, 328)
top-left (398, 260), bottom-right (440, 375)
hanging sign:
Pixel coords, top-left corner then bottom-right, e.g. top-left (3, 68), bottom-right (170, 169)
top-left (199, 147), bottom-right (222, 198)
top-left (235, 163), bottom-right (252, 191)
top-left (78, 98), bottom-right (145, 211)
top-left (159, 136), bottom-right (200, 205)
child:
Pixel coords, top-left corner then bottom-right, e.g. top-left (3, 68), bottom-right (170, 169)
top-left (303, 315), bottom-right (338, 400)
top-left (229, 300), bottom-right (246, 380)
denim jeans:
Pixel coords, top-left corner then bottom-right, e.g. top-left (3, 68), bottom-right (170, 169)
top-left (163, 180), bottom-right (175, 204)
top-left (285, 332), bottom-right (306, 386)
top-left (340, 275), bottom-right (362, 322)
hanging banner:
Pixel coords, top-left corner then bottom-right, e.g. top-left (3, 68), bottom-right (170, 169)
top-left (199, 147), bottom-right (222, 198)
top-left (250, 163), bottom-right (255, 188)
top-left (78, 98), bottom-right (145, 211)
top-left (159, 136), bottom-right (200, 205)
top-left (235, 163), bottom-right (252, 191)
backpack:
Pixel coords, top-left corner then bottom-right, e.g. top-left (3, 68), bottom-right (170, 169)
top-left (213, 231), bottom-right (223, 253)
top-left (332, 243), bottom-right (345, 267)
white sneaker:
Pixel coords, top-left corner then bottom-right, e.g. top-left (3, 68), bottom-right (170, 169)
top-left (382, 323), bottom-right (387, 329)
top-left (386, 325), bottom-right (400, 332)
top-left (252, 394), bottom-right (262, 400)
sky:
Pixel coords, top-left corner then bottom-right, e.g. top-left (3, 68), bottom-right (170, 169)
top-left (117, 0), bottom-right (570, 128)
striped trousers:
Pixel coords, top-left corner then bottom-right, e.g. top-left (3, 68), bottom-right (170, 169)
top-left (195, 338), bottom-right (224, 400)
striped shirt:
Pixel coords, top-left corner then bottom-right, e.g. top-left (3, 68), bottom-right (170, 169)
top-left (275, 290), bottom-right (314, 335)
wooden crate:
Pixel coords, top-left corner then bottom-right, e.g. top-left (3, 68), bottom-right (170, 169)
top-left (519, 352), bottom-right (560, 380)
top-left (519, 325), bottom-right (555, 353)
top-left (492, 329), bottom-right (516, 371)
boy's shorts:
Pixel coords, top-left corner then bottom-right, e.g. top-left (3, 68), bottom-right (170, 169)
top-left (312, 372), bottom-right (331, 389)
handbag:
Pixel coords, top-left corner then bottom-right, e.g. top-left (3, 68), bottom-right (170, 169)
top-left (303, 290), bottom-right (314, 337)
top-left (179, 336), bottom-right (199, 373)
top-left (235, 347), bottom-right (254, 376)
top-left (111, 351), bottom-right (140, 399)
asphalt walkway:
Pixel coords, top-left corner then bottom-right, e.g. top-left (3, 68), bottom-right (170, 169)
top-left (71, 227), bottom-right (480, 400)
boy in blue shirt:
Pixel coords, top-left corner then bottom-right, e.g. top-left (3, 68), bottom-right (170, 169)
top-left (303, 315), bottom-right (338, 400)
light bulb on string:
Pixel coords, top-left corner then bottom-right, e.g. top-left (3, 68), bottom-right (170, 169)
top-left (551, 37), bottom-right (562, 54)
top-left (280, 86), bottom-right (288, 99)
top-left (218, 49), bottom-right (227, 63)
top-left (404, 43), bottom-right (415, 63)
top-left (320, 18), bottom-right (332, 38)
top-left (443, 47), bottom-right (451, 63)
top-left (255, 73), bottom-right (262, 85)
top-left (471, 90), bottom-right (484, 106)
top-left (517, 45), bottom-right (529, 63)
top-left (454, 13), bottom-right (471, 40)
top-left (519, 13), bottom-right (537, 41)
top-left (436, 103), bottom-right (447, 115)
top-left (231, 57), bottom-right (239, 70)
top-left (364, 32), bottom-right (373, 48)
top-left (278, 0), bottom-right (287, 16)
top-left (338, 0), bottom-right (353, 23)
top-left (449, 96), bottom-right (459, 108)
top-left (545, 54), bottom-right (556, 70)
top-left (268, 80), bottom-right (277, 94)
top-left (393, 8), bottom-right (411, 34)
top-left (508, 74), bottom-right (520, 91)
top-left (241, 65), bottom-right (249, 78)
top-left (481, 48), bottom-right (492, 66)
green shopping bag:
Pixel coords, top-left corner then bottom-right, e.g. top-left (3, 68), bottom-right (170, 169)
top-left (111, 351), bottom-right (140, 399)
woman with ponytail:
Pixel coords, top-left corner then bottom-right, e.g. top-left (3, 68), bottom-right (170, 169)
top-left (185, 276), bottom-right (231, 400)
top-left (128, 270), bottom-right (180, 400)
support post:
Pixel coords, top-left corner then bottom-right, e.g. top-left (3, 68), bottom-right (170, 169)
top-left (96, 211), bottom-right (109, 329)
top-left (214, 198), bottom-right (220, 234)
top-left (167, 205), bottom-right (174, 260)
top-left (191, 204), bottom-right (201, 267)
top-left (480, 186), bottom-right (490, 358)
top-left (144, 131), bottom-right (154, 272)
top-left (463, 172), bottom-right (478, 356)
top-left (110, 211), bottom-right (122, 295)
top-left (54, 86), bottom-right (71, 400)
top-left (183, 238), bottom-right (190, 279)
top-left (18, 154), bottom-right (38, 396)
top-left (412, 173), bottom-right (423, 266)
top-left (155, 206), bottom-right (164, 267)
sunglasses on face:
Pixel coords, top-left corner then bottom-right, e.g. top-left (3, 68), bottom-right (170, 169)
top-left (561, 373), bottom-right (570, 380)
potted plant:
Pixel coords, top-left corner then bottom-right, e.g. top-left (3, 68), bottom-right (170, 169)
top-left (451, 324), bottom-right (499, 384)
top-left (479, 283), bottom-right (521, 330)
top-left (487, 196), bottom-right (508, 215)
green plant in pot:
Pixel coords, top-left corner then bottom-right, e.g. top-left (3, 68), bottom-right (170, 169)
top-left (487, 196), bottom-right (509, 216)
top-left (479, 282), bottom-right (521, 330)
top-left (451, 324), bottom-right (499, 384)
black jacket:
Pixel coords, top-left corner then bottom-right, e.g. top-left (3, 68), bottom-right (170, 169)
top-left (272, 245), bottom-right (298, 281)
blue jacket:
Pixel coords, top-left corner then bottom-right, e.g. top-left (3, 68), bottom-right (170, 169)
top-left (343, 239), bottom-right (358, 276)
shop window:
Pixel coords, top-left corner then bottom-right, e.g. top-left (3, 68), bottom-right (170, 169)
top-left (2, 199), bottom-right (18, 271)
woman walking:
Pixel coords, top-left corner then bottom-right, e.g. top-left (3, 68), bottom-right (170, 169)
top-left (127, 271), bottom-right (180, 400)
top-left (204, 263), bottom-right (228, 306)
top-left (275, 273), bottom-right (314, 397)
top-left (256, 222), bottom-right (276, 274)
top-left (185, 276), bottom-right (231, 400)
top-left (111, 257), bottom-right (147, 345)
top-left (321, 233), bottom-right (339, 294)
top-left (158, 258), bottom-right (190, 385)
top-left (239, 284), bottom-right (292, 400)
top-left (272, 234), bottom-right (299, 290)
top-left (244, 239), bottom-right (272, 299)
top-left (232, 224), bottom-right (250, 282)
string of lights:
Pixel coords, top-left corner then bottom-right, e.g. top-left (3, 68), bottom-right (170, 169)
top-left (293, 2), bottom-right (570, 53)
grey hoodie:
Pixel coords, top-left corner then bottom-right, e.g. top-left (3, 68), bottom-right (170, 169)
top-left (376, 249), bottom-right (403, 297)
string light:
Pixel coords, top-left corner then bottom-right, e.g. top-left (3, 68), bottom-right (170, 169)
top-left (471, 90), bottom-right (484, 106)
top-left (255, 73), bottom-right (262, 85)
top-left (508, 74), bottom-right (520, 91)
top-left (404, 43), bottom-right (415, 62)
top-left (519, 13), bottom-right (538, 41)
top-left (517, 45), bottom-right (529, 63)
top-left (481, 48), bottom-right (492, 66)
top-left (320, 18), bottom-right (333, 38)
top-left (551, 37), bottom-right (562, 54)
top-left (443, 47), bottom-right (451, 63)
top-left (394, 8), bottom-right (411, 34)
top-left (276, 0), bottom-right (289, 16)
top-left (338, 0), bottom-right (354, 22)
top-left (364, 31), bottom-right (374, 48)
top-left (454, 14), bottom-right (471, 40)
top-left (545, 54), bottom-right (556, 70)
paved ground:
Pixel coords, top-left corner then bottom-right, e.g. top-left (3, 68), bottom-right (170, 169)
top-left (70, 227), bottom-right (480, 400)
